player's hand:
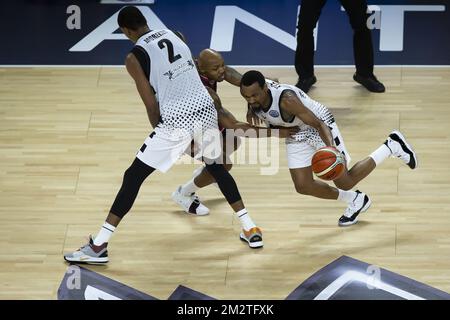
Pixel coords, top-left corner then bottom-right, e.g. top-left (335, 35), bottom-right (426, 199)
top-left (246, 109), bottom-right (262, 126)
top-left (278, 126), bottom-right (300, 138)
top-left (323, 145), bottom-right (346, 165)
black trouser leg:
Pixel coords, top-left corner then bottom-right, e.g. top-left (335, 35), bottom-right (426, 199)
top-left (295, 0), bottom-right (327, 79)
top-left (340, 0), bottom-right (374, 77)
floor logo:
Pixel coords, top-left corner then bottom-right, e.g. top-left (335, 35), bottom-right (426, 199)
top-left (58, 265), bottom-right (156, 300)
top-left (59, 256), bottom-right (450, 300)
top-left (286, 256), bottom-right (450, 300)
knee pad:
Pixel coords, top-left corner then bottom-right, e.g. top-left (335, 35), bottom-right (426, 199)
top-left (204, 162), bottom-right (241, 204)
top-left (110, 158), bottom-right (155, 218)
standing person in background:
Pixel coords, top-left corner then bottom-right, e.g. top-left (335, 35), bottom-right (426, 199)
top-left (294, 0), bottom-right (385, 93)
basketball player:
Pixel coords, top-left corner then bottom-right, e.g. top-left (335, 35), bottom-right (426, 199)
top-left (195, 48), bottom-right (266, 126)
top-left (64, 7), bottom-right (266, 263)
top-left (172, 49), bottom-right (284, 215)
top-left (239, 70), bottom-right (418, 226)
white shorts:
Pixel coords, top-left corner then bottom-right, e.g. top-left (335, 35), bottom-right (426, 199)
top-left (286, 122), bottom-right (351, 169)
top-left (186, 129), bottom-right (241, 166)
top-left (136, 125), bottom-right (222, 173)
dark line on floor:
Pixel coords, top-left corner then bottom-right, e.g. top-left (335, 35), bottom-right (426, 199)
top-left (61, 224), bottom-right (69, 254)
top-left (395, 224), bottom-right (397, 256)
top-left (224, 255), bottom-right (230, 285)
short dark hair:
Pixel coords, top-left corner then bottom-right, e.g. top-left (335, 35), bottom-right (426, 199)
top-left (173, 30), bottom-right (187, 43)
top-left (118, 6), bottom-right (147, 31)
top-left (241, 70), bottom-right (265, 88)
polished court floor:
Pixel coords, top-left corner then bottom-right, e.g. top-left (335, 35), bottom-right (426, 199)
top-left (0, 66), bottom-right (449, 299)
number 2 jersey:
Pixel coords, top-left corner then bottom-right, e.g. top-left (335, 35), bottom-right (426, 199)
top-left (132, 29), bottom-right (217, 138)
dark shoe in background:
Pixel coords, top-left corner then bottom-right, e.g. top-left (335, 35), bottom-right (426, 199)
top-left (295, 75), bottom-right (317, 93)
top-left (353, 73), bottom-right (385, 93)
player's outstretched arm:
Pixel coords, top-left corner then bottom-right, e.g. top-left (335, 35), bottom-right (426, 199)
top-left (223, 117), bottom-right (298, 138)
top-left (280, 90), bottom-right (334, 146)
top-left (218, 106), bottom-right (297, 138)
top-left (206, 86), bottom-right (297, 138)
top-left (224, 66), bottom-right (242, 86)
top-left (125, 53), bottom-right (160, 128)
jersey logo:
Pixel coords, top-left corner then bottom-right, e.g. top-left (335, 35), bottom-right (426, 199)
top-left (269, 110), bottom-right (280, 118)
top-left (297, 89), bottom-right (306, 98)
top-left (163, 60), bottom-right (195, 80)
top-left (163, 70), bottom-right (174, 80)
top-left (268, 81), bottom-right (281, 89)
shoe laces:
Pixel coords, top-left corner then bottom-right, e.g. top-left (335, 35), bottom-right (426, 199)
top-left (190, 193), bottom-right (200, 204)
top-left (396, 153), bottom-right (409, 162)
top-left (344, 194), bottom-right (360, 217)
top-left (344, 206), bottom-right (354, 217)
top-left (388, 138), bottom-right (409, 161)
top-left (76, 236), bottom-right (92, 251)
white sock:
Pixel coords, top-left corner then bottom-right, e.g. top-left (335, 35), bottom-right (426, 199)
top-left (236, 208), bottom-right (256, 231)
top-left (94, 222), bottom-right (116, 246)
top-left (370, 144), bottom-right (392, 166)
top-left (180, 178), bottom-right (200, 196)
top-left (337, 189), bottom-right (358, 203)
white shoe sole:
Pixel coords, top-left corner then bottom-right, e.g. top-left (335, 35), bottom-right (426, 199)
top-left (239, 233), bottom-right (264, 249)
top-left (338, 196), bottom-right (372, 227)
top-left (64, 255), bottom-right (109, 264)
top-left (391, 130), bottom-right (418, 169)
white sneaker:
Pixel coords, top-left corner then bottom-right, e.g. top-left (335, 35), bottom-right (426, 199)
top-left (338, 190), bottom-right (371, 226)
top-left (385, 131), bottom-right (418, 169)
top-left (171, 186), bottom-right (209, 216)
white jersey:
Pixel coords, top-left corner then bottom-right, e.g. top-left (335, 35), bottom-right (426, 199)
top-left (254, 80), bottom-right (335, 147)
top-left (134, 29), bottom-right (216, 134)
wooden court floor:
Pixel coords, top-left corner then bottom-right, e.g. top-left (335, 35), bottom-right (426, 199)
top-left (0, 66), bottom-right (449, 299)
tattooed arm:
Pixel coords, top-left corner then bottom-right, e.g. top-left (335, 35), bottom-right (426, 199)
top-left (224, 66), bottom-right (242, 86)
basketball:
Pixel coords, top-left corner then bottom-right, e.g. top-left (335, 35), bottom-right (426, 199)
top-left (311, 146), bottom-right (345, 181)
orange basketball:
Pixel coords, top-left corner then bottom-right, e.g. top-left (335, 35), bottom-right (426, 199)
top-left (311, 146), bottom-right (345, 181)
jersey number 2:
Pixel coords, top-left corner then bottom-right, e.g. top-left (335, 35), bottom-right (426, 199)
top-left (158, 39), bottom-right (181, 63)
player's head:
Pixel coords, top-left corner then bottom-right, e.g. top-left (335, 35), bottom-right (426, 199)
top-left (240, 70), bottom-right (268, 111)
top-left (197, 49), bottom-right (226, 82)
top-left (118, 6), bottom-right (149, 42)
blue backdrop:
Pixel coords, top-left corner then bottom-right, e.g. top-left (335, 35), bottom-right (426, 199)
top-left (0, 0), bottom-right (448, 65)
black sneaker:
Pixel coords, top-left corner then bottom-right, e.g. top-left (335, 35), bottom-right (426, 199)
top-left (385, 130), bottom-right (418, 169)
top-left (295, 75), bottom-right (317, 93)
top-left (353, 73), bottom-right (385, 93)
top-left (338, 190), bottom-right (371, 227)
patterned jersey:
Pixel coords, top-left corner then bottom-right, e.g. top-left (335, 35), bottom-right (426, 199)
top-left (254, 80), bottom-right (335, 147)
top-left (192, 62), bottom-right (225, 131)
top-left (134, 29), bottom-right (217, 137)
